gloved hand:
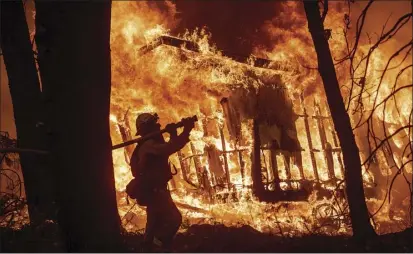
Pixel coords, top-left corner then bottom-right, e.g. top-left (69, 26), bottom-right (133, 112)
top-left (182, 117), bottom-right (195, 131)
top-left (165, 123), bottom-right (178, 137)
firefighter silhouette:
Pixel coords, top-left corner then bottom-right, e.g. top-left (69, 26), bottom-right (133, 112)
top-left (128, 112), bottom-right (195, 252)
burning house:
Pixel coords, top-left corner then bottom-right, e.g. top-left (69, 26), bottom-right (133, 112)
top-left (114, 35), bottom-right (374, 199)
top-left (109, 33), bottom-right (379, 233)
top-left (0, 0), bottom-right (409, 238)
top-left (108, 2), bottom-right (411, 235)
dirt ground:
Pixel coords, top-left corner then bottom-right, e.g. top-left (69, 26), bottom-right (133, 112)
top-left (1, 222), bottom-right (412, 252)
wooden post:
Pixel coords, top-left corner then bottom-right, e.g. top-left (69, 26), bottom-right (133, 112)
top-left (219, 126), bottom-right (231, 190)
top-left (324, 142), bottom-right (336, 180)
top-left (177, 151), bottom-right (189, 183)
top-left (314, 102), bottom-right (335, 180)
top-left (293, 149), bottom-right (305, 180)
top-left (202, 166), bottom-right (215, 203)
top-left (280, 149), bottom-right (292, 187)
top-left (260, 150), bottom-right (270, 189)
top-left (329, 119), bottom-right (345, 178)
top-left (270, 141), bottom-right (281, 191)
top-left (190, 143), bottom-right (204, 188)
top-left (300, 94), bottom-right (319, 182)
top-left (238, 150), bottom-right (245, 186)
top-left (252, 119), bottom-right (265, 196)
top-left (220, 97), bottom-right (241, 142)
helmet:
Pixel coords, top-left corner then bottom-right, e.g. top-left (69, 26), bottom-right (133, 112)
top-left (135, 113), bottom-right (159, 136)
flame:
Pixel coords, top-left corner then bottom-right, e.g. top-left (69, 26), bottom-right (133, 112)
top-left (109, 1), bottom-right (412, 235)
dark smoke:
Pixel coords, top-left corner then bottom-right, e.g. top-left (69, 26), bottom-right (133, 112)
top-left (171, 0), bottom-right (281, 56)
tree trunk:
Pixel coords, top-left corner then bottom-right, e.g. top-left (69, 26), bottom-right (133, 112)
top-left (34, 1), bottom-right (121, 251)
top-left (302, 1), bottom-right (376, 240)
top-left (0, 0), bottom-right (55, 225)
top-left (411, 0), bottom-right (413, 232)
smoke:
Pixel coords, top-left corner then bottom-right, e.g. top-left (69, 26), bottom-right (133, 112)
top-left (171, 0), bottom-right (280, 56)
top-left (109, 1), bottom-right (413, 232)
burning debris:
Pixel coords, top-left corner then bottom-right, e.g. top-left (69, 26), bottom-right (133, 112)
top-left (0, 0), bottom-right (411, 252)
top-left (108, 1), bottom-right (411, 236)
top-left (109, 33), bottom-right (378, 234)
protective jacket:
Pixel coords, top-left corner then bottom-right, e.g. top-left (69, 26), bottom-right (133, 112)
top-left (127, 130), bottom-right (190, 205)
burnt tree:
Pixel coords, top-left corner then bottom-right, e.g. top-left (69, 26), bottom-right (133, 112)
top-left (34, 1), bottom-right (121, 251)
top-left (303, 1), bottom-right (377, 240)
top-left (338, 0), bottom-right (412, 226)
top-left (0, 0), bottom-right (54, 225)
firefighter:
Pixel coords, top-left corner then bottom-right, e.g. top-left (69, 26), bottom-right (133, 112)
top-left (129, 112), bottom-right (195, 252)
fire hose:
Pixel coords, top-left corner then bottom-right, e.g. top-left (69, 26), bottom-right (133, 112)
top-left (112, 115), bottom-right (198, 150)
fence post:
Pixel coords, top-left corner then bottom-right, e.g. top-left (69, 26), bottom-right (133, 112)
top-left (190, 143), bottom-right (205, 188)
top-left (219, 126), bottom-right (231, 190)
top-left (314, 102), bottom-right (335, 180)
top-left (300, 94), bottom-right (319, 182)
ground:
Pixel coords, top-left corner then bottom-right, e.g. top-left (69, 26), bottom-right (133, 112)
top-left (1, 222), bottom-right (412, 252)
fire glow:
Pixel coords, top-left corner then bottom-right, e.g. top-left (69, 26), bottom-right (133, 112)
top-left (109, 1), bottom-right (412, 235)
